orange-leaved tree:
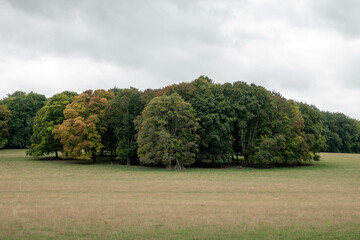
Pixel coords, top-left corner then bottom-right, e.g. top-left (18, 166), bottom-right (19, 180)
top-left (53, 90), bottom-right (113, 162)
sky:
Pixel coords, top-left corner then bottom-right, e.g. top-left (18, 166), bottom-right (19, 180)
top-left (1, 0), bottom-right (359, 119)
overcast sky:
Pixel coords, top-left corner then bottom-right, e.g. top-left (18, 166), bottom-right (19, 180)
top-left (1, 0), bottom-right (359, 119)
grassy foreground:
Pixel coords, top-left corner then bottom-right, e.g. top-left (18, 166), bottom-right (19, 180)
top-left (0, 150), bottom-right (359, 240)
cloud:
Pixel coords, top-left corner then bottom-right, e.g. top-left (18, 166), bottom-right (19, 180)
top-left (0, 56), bottom-right (161, 98)
top-left (0, 0), bottom-right (359, 119)
top-left (310, 0), bottom-right (360, 37)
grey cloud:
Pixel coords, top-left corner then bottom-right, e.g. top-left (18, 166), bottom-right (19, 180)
top-left (1, 0), bottom-right (360, 119)
top-left (1, 0), bottom-right (239, 79)
top-left (340, 56), bottom-right (360, 89)
top-left (310, 0), bottom-right (360, 37)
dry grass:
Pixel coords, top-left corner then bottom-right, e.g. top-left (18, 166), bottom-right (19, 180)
top-left (0, 150), bottom-right (359, 239)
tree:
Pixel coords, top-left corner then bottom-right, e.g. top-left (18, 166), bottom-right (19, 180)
top-left (27, 91), bottom-right (77, 157)
top-left (1, 91), bottom-right (46, 148)
top-left (191, 80), bottom-right (234, 164)
top-left (252, 95), bottom-right (311, 166)
top-left (298, 103), bottom-right (326, 160)
top-left (160, 77), bottom-right (234, 164)
top-left (53, 90), bottom-right (113, 161)
top-left (0, 104), bottom-right (12, 148)
top-left (135, 93), bottom-right (199, 169)
top-left (103, 87), bottom-right (144, 165)
top-left (322, 112), bottom-right (360, 153)
top-left (354, 121), bottom-right (360, 153)
top-left (228, 82), bottom-right (275, 166)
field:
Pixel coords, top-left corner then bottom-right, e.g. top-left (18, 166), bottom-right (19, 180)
top-left (0, 150), bottom-right (359, 239)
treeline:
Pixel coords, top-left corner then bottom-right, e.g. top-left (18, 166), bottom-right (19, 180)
top-left (0, 76), bottom-right (359, 168)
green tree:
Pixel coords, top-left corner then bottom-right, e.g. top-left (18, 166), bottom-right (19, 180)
top-left (298, 103), bottom-right (326, 160)
top-left (103, 87), bottom-right (144, 165)
top-left (322, 112), bottom-right (360, 153)
top-left (228, 82), bottom-right (275, 166)
top-left (1, 91), bottom-right (46, 148)
top-left (0, 104), bottom-right (12, 148)
top-left (161, 77), bottom-right (234, 164)
top-left (53, 90), bottom-right (113, 161)
top-left (354, 121), bottom-right (360, 153)
top-left (135, 93), bottom-right (199, 169)
top-left (252, 95), bottom-right (311, 165)
top-left (27, 91), bottom-right (77, 158)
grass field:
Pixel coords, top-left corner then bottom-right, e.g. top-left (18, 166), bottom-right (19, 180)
top-left (0, 150), bottom-right (359, 239)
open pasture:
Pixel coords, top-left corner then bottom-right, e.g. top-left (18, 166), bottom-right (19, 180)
top-left (0, 150), bottom-right (359, 239)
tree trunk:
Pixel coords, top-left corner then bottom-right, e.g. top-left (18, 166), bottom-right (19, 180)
top-left (244, 153), bottom-right (249, 167)
top-left (127, 157), bottom-right (131, 166)
top-left (92, 153), bottom-right (97, 163)
top-left (110, 150), bottom-right (114, 161)
top-left (241, 129), bottom-right (248, 166)
top-left (174, 159), bottom-right (184, 171)
top-left (55, 151), bottom-right (58, 159)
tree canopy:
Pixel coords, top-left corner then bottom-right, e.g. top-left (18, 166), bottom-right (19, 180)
top-left (322, 112), bottom-right (360, 153)
top-left (160, 76), bottom-right (234, 164)
top-left (53, 90), bottom-right (113, 161)
top-left (103, 87), bottom-right (144, 165)
top-left (27, 91), bottom-right (77, 157)
top-left (2, 76), bottom-right (359, 168)
top-left (135, 93), bottom-right (199, 169)
top-left (252, 95), bottom-right (310, 165)
top-left (298, 103), bottom-right (326, 160)
top-left (0, 104), bottom-right (12, 148)
top-left (1, 91), bottom-right (46, 148)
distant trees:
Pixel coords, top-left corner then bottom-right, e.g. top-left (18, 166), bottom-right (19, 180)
top-left (141, 77), bottom-right (321, 167)
top-left (160, 77), bottom-right (234, 164)
top-left (2, 76), bottom-right (360, 168)
top-left (53, 90), bottom-right (113, 161)
top-left (0, 104), bottom-right (11, 148)
top-left (187, 78), bottom-right (233, 164)
top-left (27, 91), bottom-right (77, 157)
top-left (227, 82), bottom-right (275, 166)
top-left (298, 103), bottom-right (326, 160)
top-left (226, 83), bottom-right (312, 166)
top-left (252, 95), bottom-right (310, 165)
top-left (103, 88), bottom-right (144, 165)
top-left (135, 93), bottom-right (199, 169)
top-left (1, 91), bottom-right (46, 148)
top-left (322, 112), bottom-right (360, 153)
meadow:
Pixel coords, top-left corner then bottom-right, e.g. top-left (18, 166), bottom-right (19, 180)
top-left (0, 150), bottom-right (359, 239)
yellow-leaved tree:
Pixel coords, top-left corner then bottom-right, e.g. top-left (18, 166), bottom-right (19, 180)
top-left (53, 89), bottom-right (113, 162)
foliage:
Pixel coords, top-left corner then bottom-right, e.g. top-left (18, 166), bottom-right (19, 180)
top-left (140, 88), bottom-right (162, 106)
top-left (227, 82), bottom-right (276, 165)
top-left (27, 91), bottom-right (77, 157)
top-left (252, 96), bottom-right (310, 165)
top-left (135, 93), bottom-right (199, 168)
top-left (0, 104), bottom-right (12, 148)
top-left (103, 87), bottom-right (144, 164)
top-left (161, 76), bottom-right (234, 164)
top-left (298, 103), bottom-right (326, 160)
top-left (53, 116), bottom-right (103, 159)
top-left (53, 90), bottom-right (113, 160)
top-left (3, 76), bottom-right (359, 166)
top-left (1, 91), bottom-right (46, 148)
top-left (322, 112), bottom-right (360, 153)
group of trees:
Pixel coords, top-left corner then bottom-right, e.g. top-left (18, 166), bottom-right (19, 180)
top-left (0, 92), bottom-right (46, 148)
top-left (1, 76), bottom-right (359, 168)
top-left (322, 112), bottom-right (360, 153)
